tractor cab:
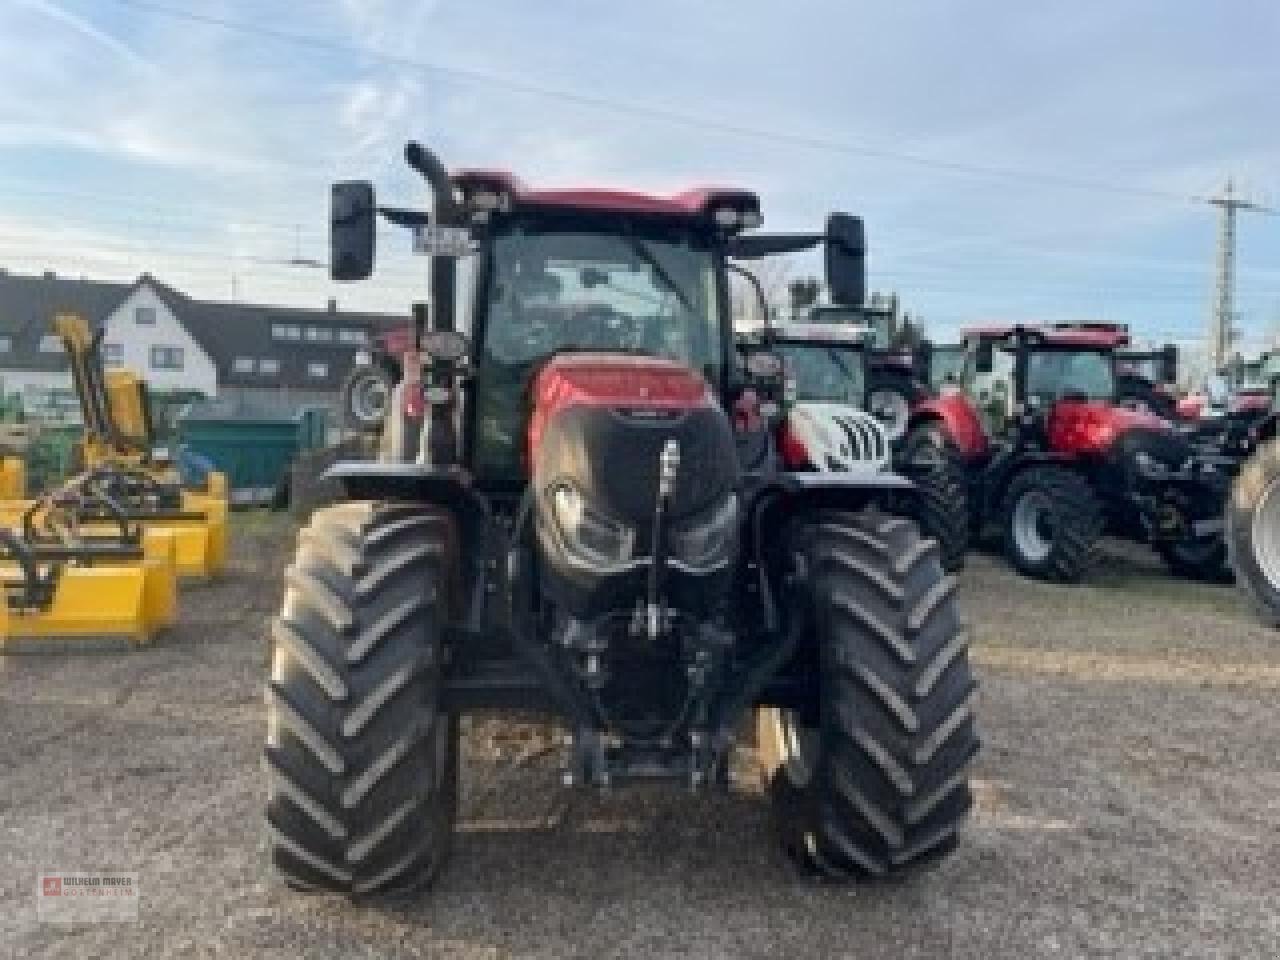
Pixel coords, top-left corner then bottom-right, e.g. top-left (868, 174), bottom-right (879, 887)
top-left (921, 342), bottom-right (965, 392)
top-left (956, 324), bottom-right (1131, 442)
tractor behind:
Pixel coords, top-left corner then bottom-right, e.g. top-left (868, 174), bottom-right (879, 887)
top-left (264, 141), bottom-right (980, 896)
top-left (907, 324), bottom-right (1234, 583)
top-left (741, 320), bottom-right (971, 571)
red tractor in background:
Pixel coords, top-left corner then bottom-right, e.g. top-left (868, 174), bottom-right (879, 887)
top-left (1115, 343), bottom-right (1180, 419)
top-left (904, 324), bottom-right (1234, 583)
top-left (265, 141), bottom-right (979, 897)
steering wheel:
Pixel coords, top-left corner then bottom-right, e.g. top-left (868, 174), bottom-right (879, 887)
top-left (569, 305), bottom-right (630, 350)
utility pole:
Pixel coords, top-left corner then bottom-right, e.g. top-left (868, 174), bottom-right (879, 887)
top-left (1207, 180), bottom-right (1273, 372)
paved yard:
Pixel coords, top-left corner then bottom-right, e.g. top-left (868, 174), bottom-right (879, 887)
top-left (2, 517), bottom-right (1277, 959)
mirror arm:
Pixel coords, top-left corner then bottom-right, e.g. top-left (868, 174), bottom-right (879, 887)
top-left (377, 206), bottom-right (431, 228)
top-left (728, 263), bottom-right (770, 329)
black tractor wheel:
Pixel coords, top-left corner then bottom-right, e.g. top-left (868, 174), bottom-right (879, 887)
top-left (265, 501), bottom-right (459, 896)
top-left (1226, 437), bottom-right (1280, 627)
top-left (904, 422), bottom-right (984, 541)
top-left (888, 458), bottom-right (969, 572)
top-left (758, 509), bottom-right (979, 879)
top-left (1000, 465), bottom-right (1103, 582)
top-left (1156, 537), bottom-right (1233, 584)
top-left (866, 371), bottom-right (923, 445)
top-left (339, 362), bottom-right (396, 434)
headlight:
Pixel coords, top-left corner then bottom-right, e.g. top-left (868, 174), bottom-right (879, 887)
top-left (668, 492), bottom-right (738, 572)
top-left (549, 484), bottom-right (636, 571)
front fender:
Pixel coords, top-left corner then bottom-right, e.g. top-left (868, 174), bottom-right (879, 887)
top-left (910, 393), bottom-right (989, 460)
top-left (742, 467), bottom-right (914, 633)
top-left (323, 462), bottom-right (492, 620)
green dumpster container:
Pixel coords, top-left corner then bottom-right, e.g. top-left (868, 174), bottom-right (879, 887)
top-left (26, 422), bottom-right (83, 493)
top-left (177, 401), bottom-right (329, 505)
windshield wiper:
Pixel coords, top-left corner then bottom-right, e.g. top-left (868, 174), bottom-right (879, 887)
top-left (826, 348), bottom-right (860, 388)
top-left (627, 238), bottom-right (693, 313)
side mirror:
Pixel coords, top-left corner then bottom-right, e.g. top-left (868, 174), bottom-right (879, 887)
top-left (331, 181), bottom-right (376, 282)
top-left (824, 213), bottom-right (865, 306)
top-left (1159, 344), bottom-right (1178, 386)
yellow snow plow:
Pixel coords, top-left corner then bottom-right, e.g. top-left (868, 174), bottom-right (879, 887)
top-left (0, 490), bottom-right (178, 651)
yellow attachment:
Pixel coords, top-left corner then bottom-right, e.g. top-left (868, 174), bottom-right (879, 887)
top-left (0, 530), bottom-right (177, 652)
top-left (0, 457), bottom-right (25, 500)
top-left (0, 496), bottom-right (225, 580)
top-left (103, 371), bottom-right (151, 451)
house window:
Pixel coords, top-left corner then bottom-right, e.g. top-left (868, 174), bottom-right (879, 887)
top-left (272, 324), bottom-right (302, 341)
top-left (338, 329), bottom-right (367, 345)
top-left (135, 306), bottom-right (156, 325)
top-left (39, 334), bottom-right (62, 353)
top-left (103, 343), bottom-right (123, 366)
top-left (233, 356), bottom-right (254, 374)
top-left (0, 335), bottom-right (12, 353)
top-left (149, 345), bottom-right (184, 370)
top-left (307, 362), bottom-right (328, 378)
top-left (304, 326), bottom-right (334, 343)
top-left (260, 357), bottom-right (280, 375)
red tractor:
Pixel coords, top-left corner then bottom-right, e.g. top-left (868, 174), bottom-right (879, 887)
top-left (265, 142), bottom-right (980, 896)
top-left (1115, 343), bottom-right (1180, 419)
top-left (905, 324), bottom-right (1233, 582)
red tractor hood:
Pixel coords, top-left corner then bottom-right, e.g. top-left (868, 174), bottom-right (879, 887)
top-left (1046, 400), bottom-right (1169, 455)
top-left (527, 353), bottom-right (716, 464)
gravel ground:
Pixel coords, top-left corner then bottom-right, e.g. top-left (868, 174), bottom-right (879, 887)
top-left (2, 515), bottom-right (1278, 959)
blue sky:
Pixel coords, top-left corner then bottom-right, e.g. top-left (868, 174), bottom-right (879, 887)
top-left (1, 0), bottom-right (1278, 353)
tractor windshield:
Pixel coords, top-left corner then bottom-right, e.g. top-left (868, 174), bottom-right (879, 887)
top-left (1118, 353), bottom-right (1159, 382)
top-left (1025, 349), bottom-right (1115, 404)
top-left (474, 221), bottom-right (723, 481)
top-left (775, 342), bottom-right (866, 405)
top-left (928, 346), bottom-right (965, 390)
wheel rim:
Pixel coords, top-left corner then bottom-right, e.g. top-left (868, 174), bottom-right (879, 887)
top-left (765, 707), bottom-right (820, 788)
top-left (349, 374), bottom-right (389, 425)
top-left (1252, 472), bottom-right (1280, 590)
top-left (869, 390), bottom-right (910, 440)
top-left (1013, 490), bottom-right (1055, 563)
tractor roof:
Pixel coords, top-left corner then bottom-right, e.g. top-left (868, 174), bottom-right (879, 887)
top-left (961, 324), bottom-right (1131, 349)
top-left (451, 169), bottom-right (760, 223)
top-left (763, 322), bottom-right (875, 345)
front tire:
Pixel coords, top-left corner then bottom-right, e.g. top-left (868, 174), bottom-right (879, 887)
top-left (758, 510), bottom-right (980, 879)
top-left (867, 371), bottom-right (923, 444)
top-left (1227, 437), bottom-right (1280, 627)
top-left (1001, 465), bottom-right (1103, 582)
top-left (265, 502), bottom-right (459, 896)
top-left (890, 453), bottom-right (970, 573)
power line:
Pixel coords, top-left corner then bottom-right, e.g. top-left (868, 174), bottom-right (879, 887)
top-left (106, 0), bottom-right (1207, 204)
